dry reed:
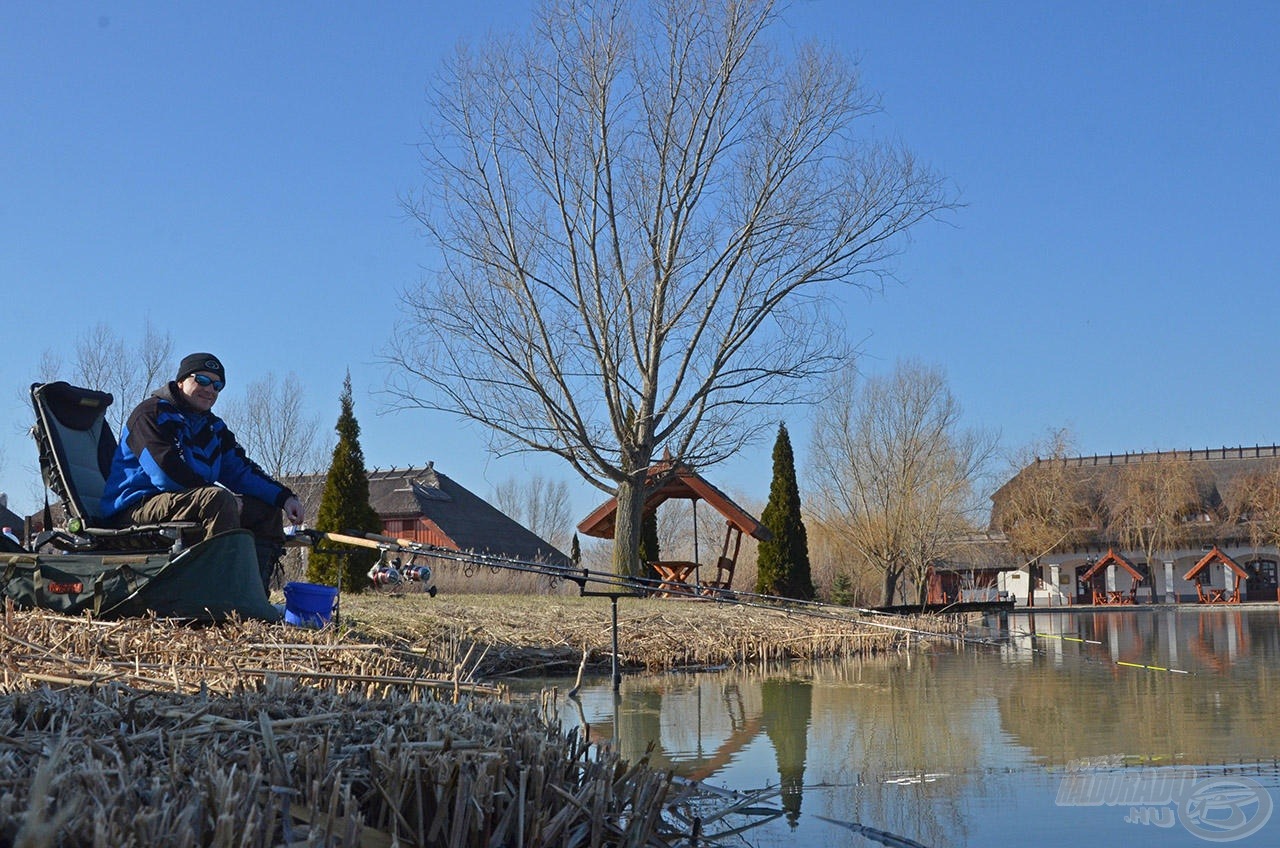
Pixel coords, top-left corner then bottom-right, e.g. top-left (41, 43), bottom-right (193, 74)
top-left (0, 604), bottom-right (693, 847)
top-left (338, 591), bottom-right (963, 675)
top-left (0, 589), bottom-right (962, 846)
top-left (0, 680), bottom-right (685, 847)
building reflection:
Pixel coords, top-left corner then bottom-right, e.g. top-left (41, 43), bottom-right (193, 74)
top-left (986, 609), bottom-right (1280, 764)
top-left (575, 669), bottom-right (815, 822)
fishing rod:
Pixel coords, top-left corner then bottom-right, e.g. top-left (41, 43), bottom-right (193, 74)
top-left (298, 528), bottom-right (986, 646)
top-left (299, 529), bottom-right (607, 591)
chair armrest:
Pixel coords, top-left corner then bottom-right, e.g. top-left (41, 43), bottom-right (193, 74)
top-left (82, 522), bottom-right (199, 537)
top-left (42, 522), bottom-right (204, 554)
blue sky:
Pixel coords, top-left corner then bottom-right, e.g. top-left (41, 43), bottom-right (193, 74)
top-left (2, 1), bottom-right (1277, 526)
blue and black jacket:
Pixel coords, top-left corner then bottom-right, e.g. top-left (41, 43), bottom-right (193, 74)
top-left (101, 382), bottom-right (296, 518)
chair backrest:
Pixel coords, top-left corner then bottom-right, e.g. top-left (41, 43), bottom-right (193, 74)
top-left (30, 382), bottom-right (118, 524)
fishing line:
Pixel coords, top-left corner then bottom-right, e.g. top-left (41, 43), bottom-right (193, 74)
top-left (1007, 626), bottom-right (1195, 675)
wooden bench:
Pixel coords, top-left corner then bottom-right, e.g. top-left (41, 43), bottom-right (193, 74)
top-left (1196, 584), bottom-right (1234, 604)
top-left (1092, 588), bottom-right (1137, 605)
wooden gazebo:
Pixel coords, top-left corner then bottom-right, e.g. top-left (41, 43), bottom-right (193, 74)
top-left (577, 457), bottom-right (771, 595)
top-left (1183, 545), bottom-right (1248, 604)
top-left (1079, 548), bottom-right (1144, 605)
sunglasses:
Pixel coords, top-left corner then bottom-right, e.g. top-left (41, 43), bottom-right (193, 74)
top-left (190, 374), bottom-right (225, 392)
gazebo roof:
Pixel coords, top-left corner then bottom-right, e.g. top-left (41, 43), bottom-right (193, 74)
top-left (1183, 545), bottom-right (1248, 581)
top-left (576, 457), bottom-right (771, 541)
top-left (1080, 548), bottom-right (1143, 582)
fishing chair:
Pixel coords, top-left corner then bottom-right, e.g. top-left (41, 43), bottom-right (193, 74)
top-left (29, 381), bottom-right (195, 554)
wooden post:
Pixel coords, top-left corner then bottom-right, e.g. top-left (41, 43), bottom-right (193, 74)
top-left (610, 595), bottom-right (620, 692)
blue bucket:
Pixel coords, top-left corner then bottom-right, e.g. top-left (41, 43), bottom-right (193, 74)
top-left (283, 581), bottom-right (338, 628)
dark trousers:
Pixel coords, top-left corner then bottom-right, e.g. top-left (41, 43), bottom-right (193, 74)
top-left (127, 486), bottom-right (284, 545)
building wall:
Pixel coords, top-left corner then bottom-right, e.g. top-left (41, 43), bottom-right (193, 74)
top-left (381, 515), bottom-right (455, 550)
top-left (1002, 544), bottom-right (1280, 605)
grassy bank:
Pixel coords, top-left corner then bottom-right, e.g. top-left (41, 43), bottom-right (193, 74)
top-left (336, 590), bottom-right (962, 677)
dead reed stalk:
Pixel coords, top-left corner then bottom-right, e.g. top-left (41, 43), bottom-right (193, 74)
top-left (0, 605), bottom-right (700, 847)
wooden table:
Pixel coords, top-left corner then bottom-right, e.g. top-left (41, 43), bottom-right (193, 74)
top-left (650, 560), bottom-right (698, 597)
top-left (1200, 587), bottom-right (1229, 604)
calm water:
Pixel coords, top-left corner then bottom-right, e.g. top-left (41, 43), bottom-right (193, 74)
top-left (546, 607), bottom-right (1280, 846)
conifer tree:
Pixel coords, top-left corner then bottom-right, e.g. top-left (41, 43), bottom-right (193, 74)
top-left (307, 373), bottom-right (382, 592)
top-left (755, 423), bottom-right (815, 599)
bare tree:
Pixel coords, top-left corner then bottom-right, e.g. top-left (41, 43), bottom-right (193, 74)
top-left (806, 518), bottom-right (878, 606)
top-left (1223, 466), bottom-right (1280, 551)
top-left (34, 349), bottom-right (63, 383)
top-left (387, 0), bottom-right (951, 575)
top-left (221, 374), bottom-right (327, 583)
top-left (219, 372), bottom-right (326, 481)
top-left (491, 473), bottom-right (574, 552)
top-left (72, 323), bottom-right (125, 394)
top-left (807, 361), bottom-right (995, 605)
top-left (55, 320), bottom-right (174, 433)
top-left (992, 429), bottom-right (1089, 566)
top-left (136, 320), bottom-right (174, 400)
top-left (1105, 453), bottom-right (1201, 602)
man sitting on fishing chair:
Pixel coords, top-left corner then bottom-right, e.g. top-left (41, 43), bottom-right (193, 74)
top-left (100, 352), bottom-right (306, 592)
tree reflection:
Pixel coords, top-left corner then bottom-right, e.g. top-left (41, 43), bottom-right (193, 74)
top-left (607, 673), bottom-right (765, 779)
top-left (808, 655), bottom-right (983, 846)
top-left (762, 676), bottom-right (812, 826)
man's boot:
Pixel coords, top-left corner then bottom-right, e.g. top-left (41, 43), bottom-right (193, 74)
top-left (254, 540), bottom-right (284, 595)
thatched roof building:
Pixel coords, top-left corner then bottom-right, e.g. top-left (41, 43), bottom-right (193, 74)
top-left (285, 463), bottom-right (570, 567)
top-left (989, 444), bottom-right (1280, 550)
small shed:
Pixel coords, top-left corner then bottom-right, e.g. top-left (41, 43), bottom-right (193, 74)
top-left (577, 457), bottom-right (770, 594)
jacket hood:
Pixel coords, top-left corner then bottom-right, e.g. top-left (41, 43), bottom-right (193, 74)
top-left (154, 381), bottom-right (204, 417)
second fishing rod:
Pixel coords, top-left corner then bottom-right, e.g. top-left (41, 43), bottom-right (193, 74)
top-left (301, 528), bottom-right (981, 647)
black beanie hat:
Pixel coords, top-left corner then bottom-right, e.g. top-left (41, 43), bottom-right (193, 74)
top-left (176, 353), bottom-right (225, 384)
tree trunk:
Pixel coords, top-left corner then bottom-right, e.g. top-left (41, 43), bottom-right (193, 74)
top-left (612, 477), bottom-right (647, 579)
top-left (882, 569), bottom-right (900, 607)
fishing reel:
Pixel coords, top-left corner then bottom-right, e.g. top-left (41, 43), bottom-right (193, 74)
top-left (368, 563), bottom-right (404, 586)
top-left (369, 551), bottom-right (436, 596)
top-left (403, 564), bottom-right (433, 583)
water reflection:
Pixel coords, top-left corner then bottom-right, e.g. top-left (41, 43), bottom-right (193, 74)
top-left (574, 654), bottom-right (1007, 845)
top-left (564, 608), bottom-right (1280, 846)
top-left (762, 677), bottom-right (810, 825)
top-left (986, 608), bottom-right (1280, 765)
